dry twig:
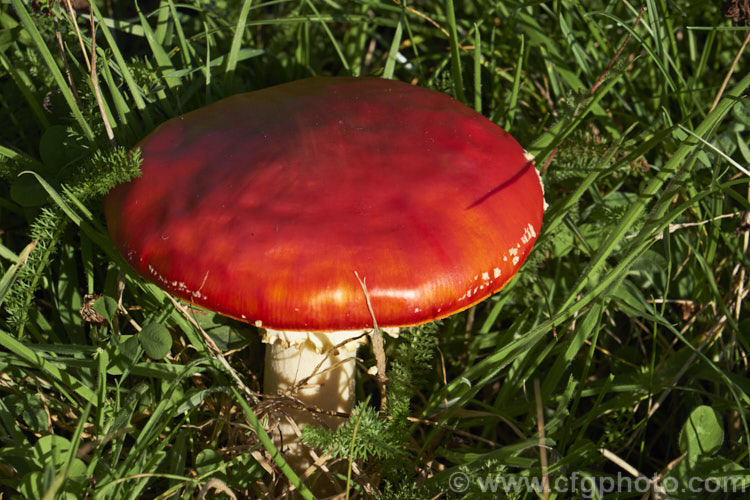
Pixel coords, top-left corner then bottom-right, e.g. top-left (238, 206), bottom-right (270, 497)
top-left (166, 294), bottom-right (260, 404)
top-left (355, 271), bottom-right (388, 410)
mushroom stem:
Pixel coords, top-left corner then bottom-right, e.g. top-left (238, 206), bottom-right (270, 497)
top-left (262, 329), bottom-right (367, 475)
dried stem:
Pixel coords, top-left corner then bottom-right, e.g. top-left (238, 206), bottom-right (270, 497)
top-left (710, 30), bottom-right (750, 113)
top-left (354, 271), bottom-right (388, 410)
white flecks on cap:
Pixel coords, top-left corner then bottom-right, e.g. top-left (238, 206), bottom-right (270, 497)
top-left (147, 264), bottom-right (168, 285)
top-left (506, 242), bottom-right (520, 266)
top-left (520, 223), bottom-right (537, 244)
top-left (148, 263), bottom-right (210, 300)
top-left (523, 149), bottom-right (548, 211)
top-left (493, 267), bottom-right (502, 278)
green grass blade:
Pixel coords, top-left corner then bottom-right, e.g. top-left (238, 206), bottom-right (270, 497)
top-left (166, 0), bottom-right (192, 68)
top-left (0, 327), bottom-right (96, 402)
top-left (0, 51), bottom-right (50, 130)
top-left (303, 0), bottom-right (350, 72)
top-left (504, 34), bottom-right (524, 130)
top-left (225, 0), bottom-right (253, 74)
top-left (588, 10), bottom-right (677, 92)
top-left (135, 2), bottom-right (180, 91)
top-left (231, 387), bottom-right (315, 500)
top-left (473, 23), bottom-right (481, 113)
top-left (383, 14), bottom-right (404, 80)
top-left (444, 0), bottom-right (465, 102)
top-left (0, 240), bottom-right (36, 307)
top-left (9, 0), bottom-right (94, 141)
top-left (89, 1), bottom-right (153, 129)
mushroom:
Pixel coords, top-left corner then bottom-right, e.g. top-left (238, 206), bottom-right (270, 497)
top-left (104, 77), bottom-right (545, 485)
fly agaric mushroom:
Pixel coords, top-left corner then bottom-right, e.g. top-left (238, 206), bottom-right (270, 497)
top-left (104, 77), bottom-right (544, 483)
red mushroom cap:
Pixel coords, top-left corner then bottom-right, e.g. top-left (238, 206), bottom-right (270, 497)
top-left (105, 77), bottom-right (544, 331)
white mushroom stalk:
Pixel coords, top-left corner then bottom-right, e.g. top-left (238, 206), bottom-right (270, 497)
top-left (261, 329), bottom-right (368, 472)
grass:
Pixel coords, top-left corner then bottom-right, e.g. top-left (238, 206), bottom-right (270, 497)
top-left (1, 0), bottom-right (749, 498)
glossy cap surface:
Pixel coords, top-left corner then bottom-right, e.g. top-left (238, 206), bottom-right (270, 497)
top-left (105, 77), bottom-right (544, 331)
